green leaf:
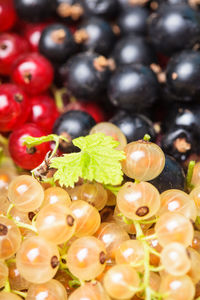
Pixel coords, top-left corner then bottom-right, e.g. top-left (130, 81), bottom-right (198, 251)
top-left (23, 134), bottom-right (68, 148)
top-left (50, 133), bottom-right (125, 188)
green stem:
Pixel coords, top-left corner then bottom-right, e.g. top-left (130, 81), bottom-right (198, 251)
top-left (6, 203), bottom-right (14, 218)
top-left (3, 279), bottom-right (11, 292)
top-left (14, 220), bottom-right (38, 234)
top-left (12, 290), bottom-right (27, 298)
top-left (0, 134), bottom-right (8, 145)
top-left (139, 217), bottom-right (159, 225)
top-left (52, 86), bottom-right (66, 112)
top-left (186, 160), bottom-right (195, 190)
top-left (143, 134), bottom-right (151, 142)
top-left (140, 233), bottom-right (157, 241)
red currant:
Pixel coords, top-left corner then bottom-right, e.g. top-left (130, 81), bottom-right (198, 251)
top-left (9, 123), bottom-right (50, 170)
top-left (29, 93), bottom-right (59, 134)
top-left (0, 33), bottom-right (29, 75)
top-left (0, 0), bottom-right (17, 32)
top-left (0, 84), bottom-right (30, 132)
top-left (11, 53), bottom-right (54, 95)
top-left (23, 22), bottom-right (50, 52)
top-left (64, 100), bottom-right (105, 123)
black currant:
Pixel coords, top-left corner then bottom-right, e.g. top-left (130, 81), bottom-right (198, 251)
top-left (39, 23), bottom-right (77, 64)
top-left (110, 110), bottom-right (156, 143)
top-left (116, 6), bottom-right (149, 36)
top-left (108, 64), bottom-right (159, 111)
top-left (53, 110), bottom-right (96, 152)
top-left (52, 0), bottom-right (83, 22)
top-left (166, 50), bottom-right (200, 101)
top-left (161, 127), bottom-right (197, 163)
top-left (148, 4), bottom-right (200, 56)
top-left (81, 0), bottom-right (119, 19)
top-left (111, 35), bottom-right (157, 67)
top-left (149, 154), bottom-right (185, 193)
top-left (14, 0), bottom-right (53, 22)
top-left (74, 17), bottom-right (116, 56)
top-left (61, 52), bottom-right (111, 100)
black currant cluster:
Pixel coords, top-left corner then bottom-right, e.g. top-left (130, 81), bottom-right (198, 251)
top-left (12, 0), bottom-right (200, 187)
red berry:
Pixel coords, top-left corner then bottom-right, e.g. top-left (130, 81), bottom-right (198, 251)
top-left (9, 123), bottom-right (50, 170)
top-left (0, 33), bottom-right (29, 75)
top-left (23, 22), bottom-right (50, 52)
top-left (0, 84), bottom-right (30, 132)
top-left (0, 0), bottom-right (17, 32)
top-left (29, 93), bottom-right (59, 133)
top-left (64, 101), bottom-right (105, 123)
top-left (11, 53), bottom-right (54, 95)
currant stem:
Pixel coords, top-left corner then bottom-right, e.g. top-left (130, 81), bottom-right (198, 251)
top-left (0, 134), bottom-right (8, 145)
top-left (3, 278), bottom-right (11, 293)
top-left (12, 290), bottom-right (27, 298)
top-left (14, 220), bottom-right (38, 233)
top-left (140, 233), bottom-right (157, 241)
top-left (6, 203), bottom-right (14, 218)
top-left (186, 160), bottom-right (195, 190)
top-left (53, 86), bottom-right (66, 112)
top-left (143, 134), bottom-right (151, 142)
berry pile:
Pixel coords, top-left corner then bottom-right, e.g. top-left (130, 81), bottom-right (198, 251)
top-left (1, 0), bottom-right (200, 299)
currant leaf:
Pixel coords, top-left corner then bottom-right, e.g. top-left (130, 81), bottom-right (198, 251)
top-left (50, 133), bottom-right (125, 187)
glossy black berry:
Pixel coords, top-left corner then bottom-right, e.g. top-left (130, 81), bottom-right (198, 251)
top-left (161, 127), bottom-right (196, 163)
top-left (62, 52), bottom-right (111, 100)
top-left (116, 6), bottom-right (149, 36)
top-left (81, 0), bottom-right (118, 19)
top-left (75, 17), bottom-right (116, 56)
top-left (149, 4), bottom-right (200, 56)
top-left (53, 0), bottom-right (83, 22)
top-left (111, 35), bottom-right (157, 67)
top-left (14, 0), bottom-right (53, 22)
top-left (149, 155), bottom-right (185, 193)
top-left (166, 50), bottom-right (200, 101)
top-left (110, 110), bottom-right (156, 143)
top-left (53, 110), bottom-right (96, 152)
top-left (39, 23), bottom-right (77, 64)
top-left (163, 103), bottom-right (200, 136)
top-left (108, 64), bottom-right (159, 111)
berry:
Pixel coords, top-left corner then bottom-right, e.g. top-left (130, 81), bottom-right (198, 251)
top-left (8, 123), bottom-right (50, 170)
top-left (42, 187), bottom-right (71, 208)
top-left (108, 64), bottom-right (159, 111)
top-left (0, 0), bottom-right (17, 32)
top-left (16, 236), bottom-right (60, 284)
top-left (0, 261), bottom-right (8, 289)
top-left (35, 203), bottom-right (76, 244)
top-left (8, 175), bottom-right (44, 212)
top-left (82, 0), bottom-right (118, 19)
top-left (53, 110), bottom-right (96, 152)
top-left (28, 93), bottom-right (59, 134)
top-left (161, 127), bottom-right (196, 163)
top-left (149, 4), bottom-right (200, 56)
top-left (0, 84), bottom-right (30, 132)
top-left (149, 155), bottom-right (185, 193)
top-left (23, 22), bottom-right (50, 52)
top-left (117, 181), bottom-right (161, 220)
top-left (116, 6), bottom-right (149, 36)
top-left (122, 141), bottom-right (165, 181)
top-left (75, 17), bottom-right (116, 56)
top-left (103, 264), bottom-right (140, 299)
top-left (67, 236), bottom-right (106, 281)
top-left (62, 52), bottom-right (111, 100)
top-left (63, 100), bottom-right (105, 123)
top-left (14, 0), bottom-right (53, 22)
top-left (0, 33), bottom-right (29, 75)
top-left (112, 35), bottom-right (157, 67)
top-left (90, 122), bottom-right (127, 150)
top-left (11, 53), bottom-right (54, 95)
top-left (110, 111), bottom-right (156, 143)
top-left (166, 50), bottom-right (200, 101)
top-left (0, 216), bottom-right (21, 259)
top-left (26, 280), bottom-right (68, 300)
top-left (39, 23), bottom-right (77, 64)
